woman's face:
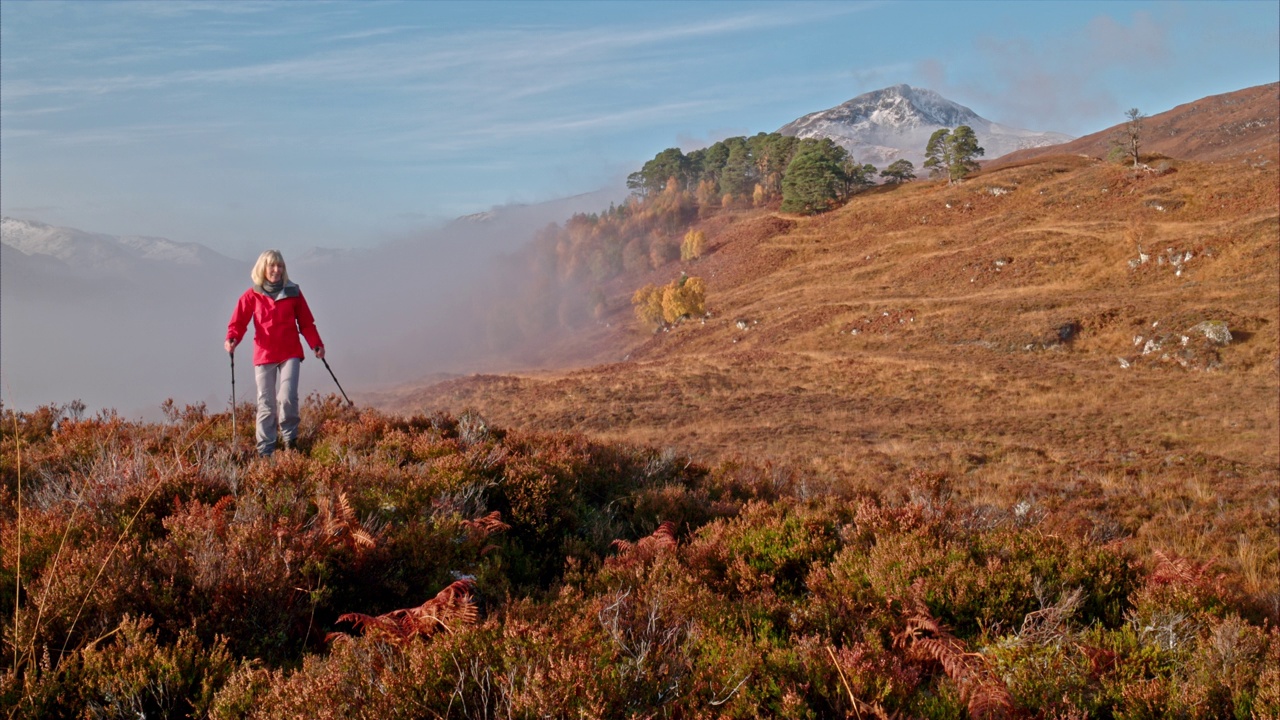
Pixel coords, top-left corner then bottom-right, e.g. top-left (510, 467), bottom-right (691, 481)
top-left (265, 262), bottom-right (283, 284)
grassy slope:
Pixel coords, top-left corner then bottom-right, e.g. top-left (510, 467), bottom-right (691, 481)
top-left (6, 88), bottom-right (1278, 718)
top-left (376, 153), bottom-right (1279, 594)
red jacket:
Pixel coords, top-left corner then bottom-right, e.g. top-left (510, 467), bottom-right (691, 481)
top-left (226, 283), bottom-right (323, 366)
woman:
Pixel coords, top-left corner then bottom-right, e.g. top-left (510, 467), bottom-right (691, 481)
top-left (225, 250), bottom-right (325, 456)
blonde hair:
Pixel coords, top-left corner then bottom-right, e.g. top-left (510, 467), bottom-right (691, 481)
top-left (250, 249), bottom-right (290, 287)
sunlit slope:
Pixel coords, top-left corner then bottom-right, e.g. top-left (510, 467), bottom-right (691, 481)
top-left (380, 153), bottom-right (1279, 495)
top-left (991, 82), bottom-right (1278, 168)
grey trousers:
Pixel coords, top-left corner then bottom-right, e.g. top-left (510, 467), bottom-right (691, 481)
top-left (255, 358), bottom-right (300, 455)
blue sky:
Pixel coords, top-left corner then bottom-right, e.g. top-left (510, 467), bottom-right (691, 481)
top-left (3, 0), bottom-right (1277, 260)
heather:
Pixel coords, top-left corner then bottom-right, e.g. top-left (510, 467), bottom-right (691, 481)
top-left (3, 397), bottom-right (1276, 719)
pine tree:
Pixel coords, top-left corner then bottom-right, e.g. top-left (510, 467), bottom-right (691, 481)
top-left (947, 125), bottom-right (984, 182)
top-left (627, 148), bottom-right (692, 198)
top-left (719, 137), bottom-right (757, 200)
top-left (923, 128), bottom-right (952, 180)
top-left (781, 138), bottom-right (850, 214)
top-left (880, 159), bottom-right (916, 183)
top-left (924, 126), bottom-right (984, 184)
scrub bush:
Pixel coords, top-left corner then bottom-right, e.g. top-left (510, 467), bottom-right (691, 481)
top-left (0, 401), bottom-right (1271, 719)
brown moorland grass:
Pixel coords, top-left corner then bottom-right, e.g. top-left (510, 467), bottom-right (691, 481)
top-left (377, 151), bottom-right (1280, 612)
top-left (991, 81), bottom-right (1280, 168)
top-left (6, 397), bottom-right (1276, 718)
top-left (5, 84), bottom-right (1279, 720)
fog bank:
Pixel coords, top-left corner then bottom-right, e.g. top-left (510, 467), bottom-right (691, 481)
top-left (0, 186), bottom-right (626, 420)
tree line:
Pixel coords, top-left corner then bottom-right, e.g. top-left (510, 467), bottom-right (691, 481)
top-left (480, 126), bottom-right (988, 346)
top-left (497, 104), bottom-right (1163, 339)
top-left (626, 132), bottom-right (889, 216)
top-left (627, 128), bottom-right (986, 216)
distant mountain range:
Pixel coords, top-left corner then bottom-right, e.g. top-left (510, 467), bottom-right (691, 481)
top-left (1, 216), bottom-right (248, 419)
top-left (0, 183), bottom-right (632, 416)
top-left (1, 216), bottom-right (239, 274)
top-left (4, 87), bottom-right (1055, 270)
top-left (777, 84), bottom-right (1073, 168)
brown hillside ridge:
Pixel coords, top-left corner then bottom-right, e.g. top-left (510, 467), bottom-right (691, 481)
top-left (990, 81), bottom-right (1279, 168)
top-left (373, 85), bottom-right (1278, 577)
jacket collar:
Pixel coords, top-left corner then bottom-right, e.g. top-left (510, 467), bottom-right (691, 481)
top-left (254, 281), bottom-right (300, 300)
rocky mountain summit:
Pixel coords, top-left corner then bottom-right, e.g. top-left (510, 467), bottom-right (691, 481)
top-left (777, 84), bottom-right (1072, 168)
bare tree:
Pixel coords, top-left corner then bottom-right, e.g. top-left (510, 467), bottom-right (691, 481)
top-left (1121, 108), bottom-right (1145, 167)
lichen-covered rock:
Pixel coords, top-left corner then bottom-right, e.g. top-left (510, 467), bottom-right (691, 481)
top-left (1122, 319), bottom-right (1234, 371)
top-left (1189, 320), bottom-right (1232, 345)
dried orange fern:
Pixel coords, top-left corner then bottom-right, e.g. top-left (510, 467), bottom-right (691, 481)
top-left (1150, 549), bottom-right (1216, 588)
top-left (313, 490), bottom-right (376, 552)
top-left (459, 510), bottom-right (510, 556)
top-left (461, 510), bottom-right (511, 539)
top-left (607, 521), bottom-right (677, 570)
top-left (896, 588), bottom-right (1015, 720)
top-left (335, 578), bottom-right (478, 644)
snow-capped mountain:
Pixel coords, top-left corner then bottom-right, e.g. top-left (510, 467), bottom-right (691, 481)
top-left (1, 216), bottom-right (251, 419)
top-left (1, 216), bottom-right (237, 273)
top-left (777, 85), bottom-right (1073, 169)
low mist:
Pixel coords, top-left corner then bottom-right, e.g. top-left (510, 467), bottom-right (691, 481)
top-left (0, 186), bottom-right (626, 420)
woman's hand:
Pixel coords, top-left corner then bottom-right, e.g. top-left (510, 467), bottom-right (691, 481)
top-left (224, 338), bottom-right (237, 353)
top-left (315, 345), bottom-right (325, 360)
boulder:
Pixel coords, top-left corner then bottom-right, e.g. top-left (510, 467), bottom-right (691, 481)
top-left (1188, 320), bottom-right (1232, 345)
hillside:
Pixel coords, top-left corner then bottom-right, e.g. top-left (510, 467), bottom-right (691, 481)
top-left (6, 84), bottom-right (1278, 718)
top-left (989, 82), bottom-right (1279, 168)
top-left (373, 89), bottom-right (1279, 595)
top-left (379, 146), bottom-right (1278, 465)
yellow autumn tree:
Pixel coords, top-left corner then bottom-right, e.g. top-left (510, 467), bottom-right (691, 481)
top-left (661, 275), bottom-right (706, 324)
top-left (632, 284), bottom-right (665, 328)
top-left (631, 275), bottom-right (707, 330)
top-left (681, 229), bottom-right (705, 261)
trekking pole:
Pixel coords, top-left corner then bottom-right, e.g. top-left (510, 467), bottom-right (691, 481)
top-left (229, 351), bottom-right (238, 447)
top-left (321, 357), bottom-right (354, 406)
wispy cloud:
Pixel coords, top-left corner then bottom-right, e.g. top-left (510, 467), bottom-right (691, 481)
top-left (0, 128), bottom-right (47, 141)
top-left (5, 2), bottom-right (872, 100)
top-left (0, 104), bottom-right (79, 119)
top-left (6, 2), bottom-right (876, 165)
top-left (460, 99), bottom-right (721, 139)
top-left (6, 0), bottom-right (1271, 262)
top-left (37, 121), bottom-right (244, 149)
top-left (920, 9), bottom-right (1174, 132)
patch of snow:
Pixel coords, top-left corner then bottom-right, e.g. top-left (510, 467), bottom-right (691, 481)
top-left (2, 216), bottom-right (233, 272)
top-left (777, 84), bottom-right (1073, 169)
